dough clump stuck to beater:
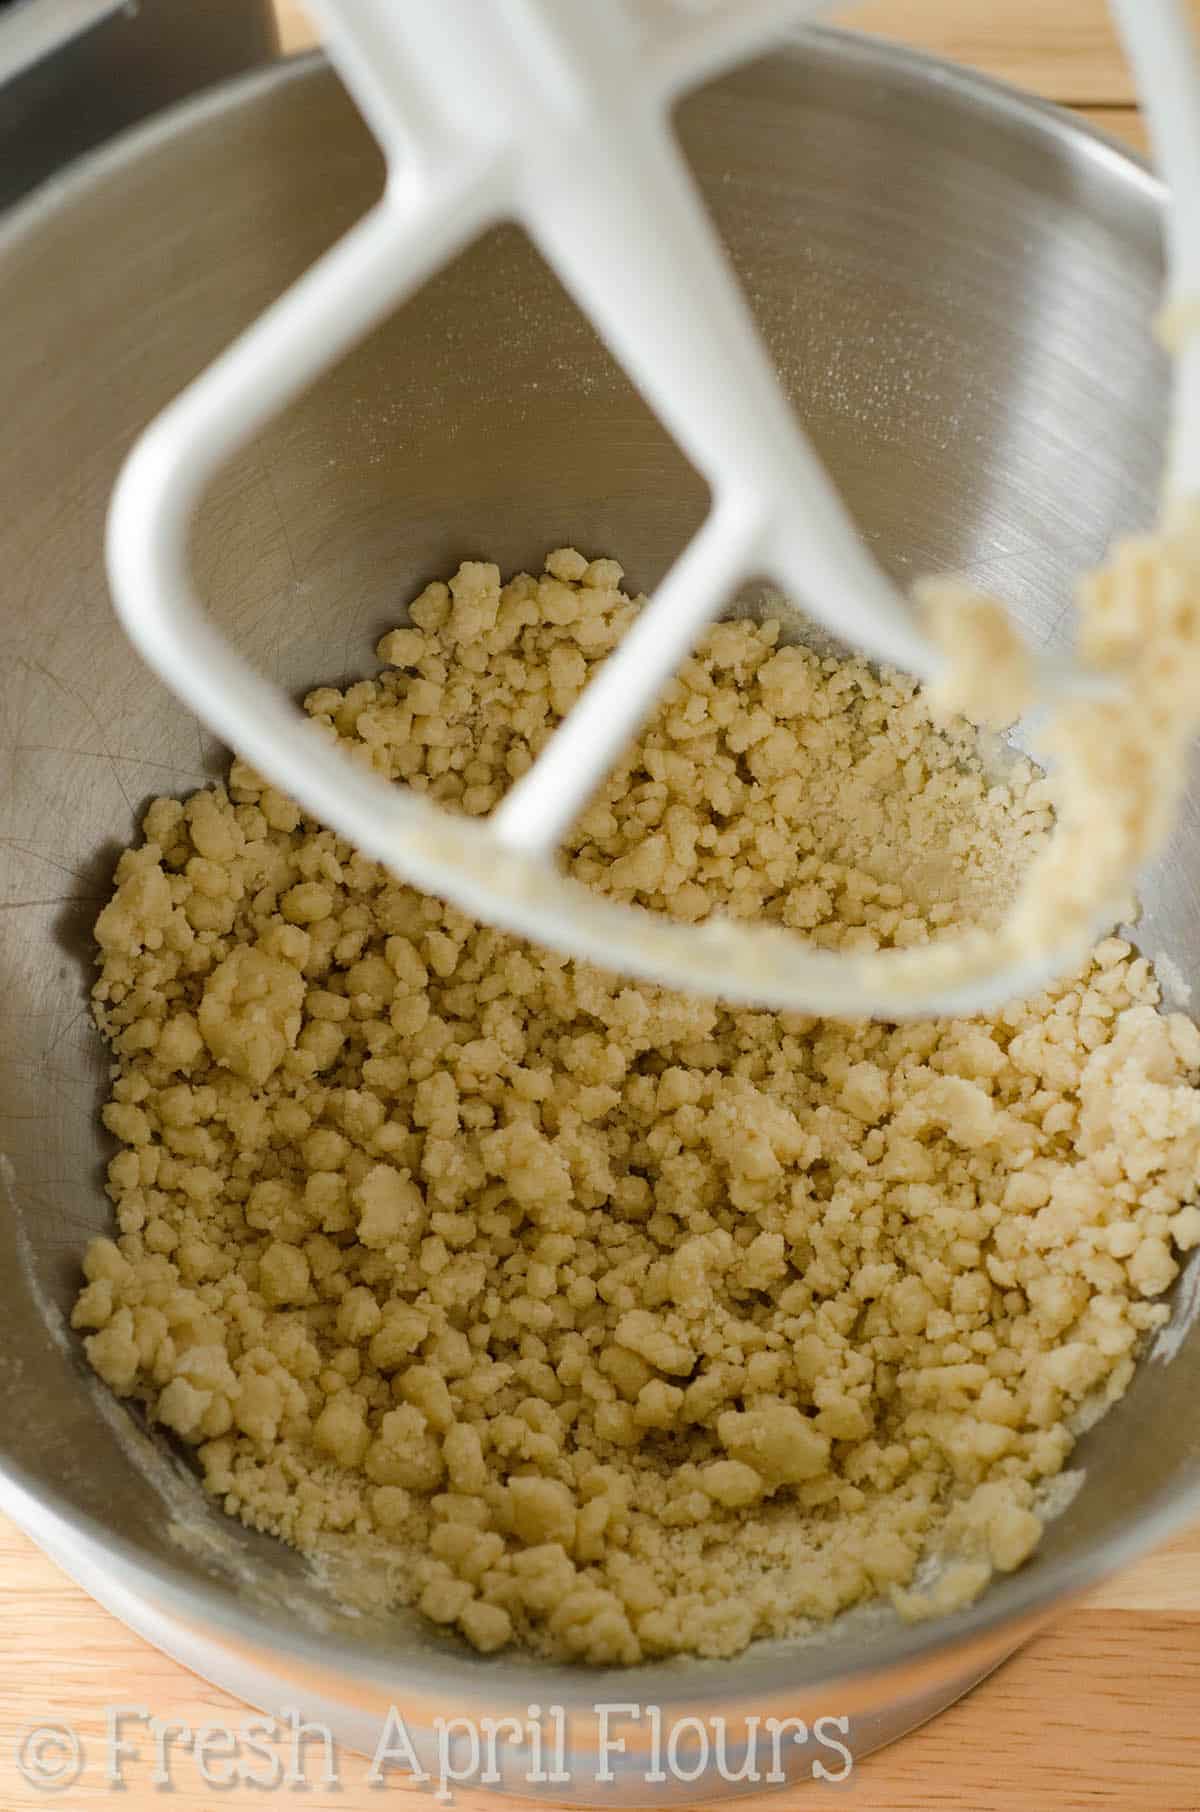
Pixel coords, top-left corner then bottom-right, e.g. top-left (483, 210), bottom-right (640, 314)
top-left (76, 550), bottom-right (1200, 1661)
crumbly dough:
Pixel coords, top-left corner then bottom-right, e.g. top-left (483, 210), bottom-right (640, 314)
top-left (911, 517), bottom-right (1200, 993)
top-left (915, 577), bottom-right (1034, 730)
top-left (75, 551), bottom-right (1200, 1663)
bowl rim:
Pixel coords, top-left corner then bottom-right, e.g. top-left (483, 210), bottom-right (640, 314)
top-left (1, 23), bottom-right (1193, 1706)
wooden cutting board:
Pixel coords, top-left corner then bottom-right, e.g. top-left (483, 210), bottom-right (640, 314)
top-left (4, 4), bottom-right (1198, 1808)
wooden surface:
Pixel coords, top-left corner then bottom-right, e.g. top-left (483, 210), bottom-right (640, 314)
top-left (4, 4), bottom-right (1198, 1809)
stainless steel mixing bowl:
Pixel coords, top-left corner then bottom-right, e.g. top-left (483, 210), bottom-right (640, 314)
top-left (2, 29), bottom-right (1197, 1801)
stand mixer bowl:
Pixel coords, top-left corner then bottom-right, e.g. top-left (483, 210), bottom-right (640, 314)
top-left (1, 30), bottom-right (1197, 1800)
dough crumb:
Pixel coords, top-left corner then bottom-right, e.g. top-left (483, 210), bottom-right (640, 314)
top-left (917, 576), bottom-right (1034, 727)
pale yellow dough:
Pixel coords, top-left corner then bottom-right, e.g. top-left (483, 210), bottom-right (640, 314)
top-left (76, 549), bottom-right (1200, 1663)
top-left (913, 516), bottom-right (1200, 989)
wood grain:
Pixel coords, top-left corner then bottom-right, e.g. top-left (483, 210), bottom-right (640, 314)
top-left (274, 0), bottom-right (316, 54)
top-left (274, 0), bottom-right (1197, 109)
top-left (3, 4), bottom-right (1192, 1809)
top-left (834, 0), bottom-right (1200, 104)
top-left (3, 1514), bottom-right (1200, 1810)
top-left (1076, 106), bottom-right (1149, 154)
